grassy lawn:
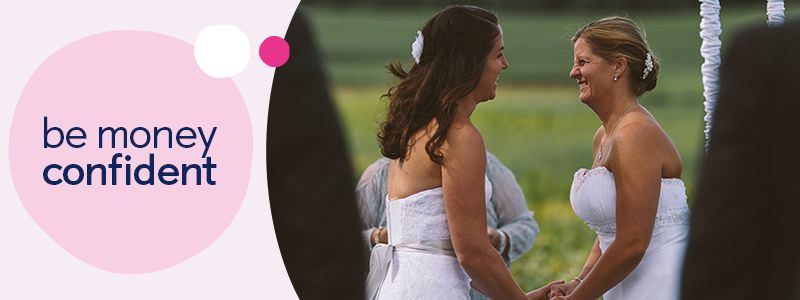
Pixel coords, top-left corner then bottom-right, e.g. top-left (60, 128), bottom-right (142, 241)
top-left (306, 4), bottom-right (797, 289)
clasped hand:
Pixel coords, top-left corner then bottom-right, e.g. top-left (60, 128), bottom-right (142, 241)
top-left (544, 279), bottom-right (580, 299)
top-left (524, 279), bottom-right (567, 300)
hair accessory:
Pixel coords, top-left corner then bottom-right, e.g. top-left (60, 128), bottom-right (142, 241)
top-left (411, 31), bottom-right (424, 64)
top-left (642, 52), bottom-right (654, 79)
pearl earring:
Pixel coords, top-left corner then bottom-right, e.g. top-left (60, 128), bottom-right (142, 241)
top-left (613, 74), bottom-right (618, 81)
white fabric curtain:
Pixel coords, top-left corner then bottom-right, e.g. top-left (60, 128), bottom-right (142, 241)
top-left (699, 0), bottom-right (785, 151)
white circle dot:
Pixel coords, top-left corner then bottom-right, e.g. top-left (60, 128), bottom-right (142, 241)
top-left (194, 24), bottom-right (250, 78)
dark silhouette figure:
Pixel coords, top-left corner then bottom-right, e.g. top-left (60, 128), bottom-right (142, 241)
top-left (681, 20), bottom-right (800, 300)
top-left (266, 8), bottom-right (365, 300)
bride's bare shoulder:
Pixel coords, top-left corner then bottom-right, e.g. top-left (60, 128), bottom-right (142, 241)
top-left (440, 121), bottom-right (485, 168)
top-left (444, 120), bottom-right (484, 149)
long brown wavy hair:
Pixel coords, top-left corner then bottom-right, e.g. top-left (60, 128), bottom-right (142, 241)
top-left (378, 5), bottom-right (500, 164)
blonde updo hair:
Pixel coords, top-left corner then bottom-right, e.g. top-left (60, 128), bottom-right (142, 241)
top-left (572, 16), bottom-right (659, 97)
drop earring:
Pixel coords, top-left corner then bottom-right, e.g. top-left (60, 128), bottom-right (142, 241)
top-left (613, 74), bottom-right (618, 81)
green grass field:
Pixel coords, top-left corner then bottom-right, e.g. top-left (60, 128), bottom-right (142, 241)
top-left (306, 4), bottom-right (797, 290)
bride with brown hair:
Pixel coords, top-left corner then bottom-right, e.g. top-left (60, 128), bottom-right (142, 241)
top-left (365, 5), bottom-right (559, 300)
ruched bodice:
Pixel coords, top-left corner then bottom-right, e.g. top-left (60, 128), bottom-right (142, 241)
top-left (569, 167), bottom-right (690, 300)
top-left (571, 167), bottom-right (690, 236)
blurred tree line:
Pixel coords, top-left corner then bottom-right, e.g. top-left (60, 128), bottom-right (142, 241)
top-left (303, 0), bottom-right (757, 10)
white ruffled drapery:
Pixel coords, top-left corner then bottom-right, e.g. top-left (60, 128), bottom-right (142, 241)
top-left (699, 0), bottom-right (785, 151)
top-left (767, 0), bottom-right (785, 27)
top-left (699, 0), bottom-right (722, 151)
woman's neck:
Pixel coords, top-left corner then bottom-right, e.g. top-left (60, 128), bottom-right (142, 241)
top-left (591, 90), bottom-right (638, 131)
top-left (456, 95), bottom-right (481, 119)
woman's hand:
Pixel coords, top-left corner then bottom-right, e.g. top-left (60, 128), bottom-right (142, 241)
top-left (370, 227), bottom-right (388, 246)
top-left (525, 279), bottom-right (565, 300)
top-left (378, 227), bottom-right (388, 244)
top-left (547, 279), bottom-right (580, 298)
top-left (487, 226), bottom-right (502, 251)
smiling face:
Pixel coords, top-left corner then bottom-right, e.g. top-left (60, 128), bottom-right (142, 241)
top-left (472, 27), bottom-right (509, 102)
top-left (569, 37), bottom-right (617, 104)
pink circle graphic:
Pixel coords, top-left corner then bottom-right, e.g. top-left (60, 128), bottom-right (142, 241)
top-left (259, 36), bottom-right (290, 67)
top-left (9, 31), bottom-right (253, 273)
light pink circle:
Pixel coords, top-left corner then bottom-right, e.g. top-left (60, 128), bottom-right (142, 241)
top-left (9, 31), bottom-right (253, 274)
top-left (259, 36), bottom-right (290, 67)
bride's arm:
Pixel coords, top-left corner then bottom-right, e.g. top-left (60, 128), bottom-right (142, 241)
top-left (442, 124), bottom-right (528, 300)
top-left (566, 127), bottom-right (661, 300)
top-left (578, 238), bottom-right (601, 279)
top-left (576, 238), bottom-right (601, 281)
top-left (551, 237), bottom-right (600, 296)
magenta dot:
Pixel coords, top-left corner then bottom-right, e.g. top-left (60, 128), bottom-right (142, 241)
top-left (259, 36), bottom-right (290, 67)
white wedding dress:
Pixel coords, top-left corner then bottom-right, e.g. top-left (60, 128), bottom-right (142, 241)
top-left (570, 167), bottom-right (690, 300)
top-left (367, 178), bottom-right (492, 300)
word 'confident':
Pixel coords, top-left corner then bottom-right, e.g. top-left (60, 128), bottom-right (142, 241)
top-left (42, 116), bottom-right (218, 186)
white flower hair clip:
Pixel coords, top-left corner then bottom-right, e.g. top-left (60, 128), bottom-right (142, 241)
top-left (411, 31), bottom-right (424, 64)
top-left (642, 52), bottom-right (654, 80)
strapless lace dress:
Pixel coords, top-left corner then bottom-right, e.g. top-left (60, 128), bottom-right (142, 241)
top-left (367, 178), bottom-right (492, 300)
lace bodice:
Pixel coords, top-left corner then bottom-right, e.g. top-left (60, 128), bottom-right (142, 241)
top-left (386, 177), bottom-right (492, 245)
